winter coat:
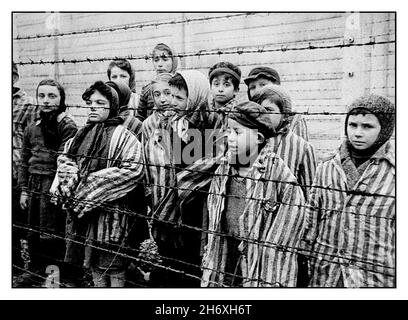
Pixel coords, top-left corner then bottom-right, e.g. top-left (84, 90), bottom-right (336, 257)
top-left (302, 140), bottom-right (395, 287)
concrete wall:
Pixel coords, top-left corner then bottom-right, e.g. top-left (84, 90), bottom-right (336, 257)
top-left (13, 12), bottom-right (395, 158)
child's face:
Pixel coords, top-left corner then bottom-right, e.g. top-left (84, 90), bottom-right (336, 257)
top-left (85, 90), bottom-right (111, 123)
top-left (37, 85), bottom-right (61, 113)
top-left (170, 85), bottom-right (188, 113)
top-left (347, 113), bottom-right (381, 150)
top-left (152, 81), bottom-right (172, 111)
top-left (261, 99), bottom-right (282, 131)
top-left (210, 74), bottom-right (237, 106)
top-left (153, 50), bottom-right (173, 74)
top-left (227, 118), bottom-right (261, 166)
top-left (110, 66), bottom-right (130, 88)
top-left (248, 77), bottom-right (274, 99)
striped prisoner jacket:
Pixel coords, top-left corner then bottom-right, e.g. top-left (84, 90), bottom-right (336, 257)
top-left (289, 114), bottom-right (309, 141)
top-left (202, 142), bottom-right (305, 287)
top-left (302, 140), bottom-right (395, 287)
top-left (268, 130), bottom-right (317, 198)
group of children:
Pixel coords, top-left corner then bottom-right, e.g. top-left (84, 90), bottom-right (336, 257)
top-left (12, 42), bottom-right (395, 288)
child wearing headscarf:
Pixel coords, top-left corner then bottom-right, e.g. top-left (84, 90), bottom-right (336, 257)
top-left (18, 79), bottom-right (77, 283)
top-left (137, 43), bottom-right (178, 122)
top-left (151, 70), bottom-right (215, 287)
top-left (106, 80), bottom-right (143, 140)
top-left (51, 81), bottom-right (149, 287)
top-left (302, 94), bottom-right (395, 287)
top-left (201, 101), bottom-right (306, 287)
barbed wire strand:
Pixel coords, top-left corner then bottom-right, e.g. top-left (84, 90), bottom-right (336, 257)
top-left (14, 145), bottom-right (395, 200)
top-left (15, 38), bottom-right (395, 66)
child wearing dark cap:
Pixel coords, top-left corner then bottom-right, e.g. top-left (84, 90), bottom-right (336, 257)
top-left (303, 94), bottom-right (395, 287)
top-left (18, 79), bottom-right (77, 284)
top-left (137, 43), bottom-right (178, 122)
top-left (201, 101), bottom-right (306, 287)
top-left (51, 81), bottom-right (149, 287)
top-left (244, 66), bottom-right (309, 141)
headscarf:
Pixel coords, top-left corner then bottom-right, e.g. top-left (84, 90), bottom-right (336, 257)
top-left (68, 81), bottom-right (123, 177)
top-left (106, 80), bottom-right (131, 111)
top-left (152, 43), bottom-right (178, 74)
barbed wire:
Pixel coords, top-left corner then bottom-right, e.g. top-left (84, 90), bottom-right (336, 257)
top-left (14, 38), bottom-right (395, 66)
top-left (12, 190), bottom-right (396, 274)
top-left (11, 104), bottom-right (396, 115)
top-left (13, 13), bottom-right (261, 41)
top-left (14, 145), bottom-right (395, 200)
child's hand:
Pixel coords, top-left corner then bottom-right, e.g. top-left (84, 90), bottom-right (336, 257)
top-left (20, 191), bottom-right (29, 210)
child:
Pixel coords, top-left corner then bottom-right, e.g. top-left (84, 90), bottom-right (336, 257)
top-left (137, 43), bottom-right (178, 122)
top-left (303, 94), bottom-right (395, 287)
top-left (151, 70), bottom-right (214, 287)
top-left (106, 80), bottom-right (143, 139)
top-left (107, 59), bottom-right (139, 114)
top-left (201, 101), bottom-right (305, 287)
top-left (18, 79), bottom-right (77, 283)
top-left (142, 73), bottom-right (175, 213)
top-left (251, 84), bottom-right (317, 198)
top-left (244, 66), bottom-right (309, 141)
top-left (12, 62), bottom-right (36, 273)
top-left (51, 81), bottom-right (149, 287)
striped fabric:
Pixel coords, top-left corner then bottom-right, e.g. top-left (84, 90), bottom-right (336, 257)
top-left (289, 114), bottom-right (309, 141)
top-left (119, 107), bottom-right (143, 141)
top-left (56, 125), bottom-right (144, 217)
top-left (268, 131), bottom-right (317, 198)
top-left (12, 88), bottom-right (36, 180)
top-left (202, 142), bottom-right (305, 287)
top-left (141, 112), bottom-right (176, 213)
top-left (303, 141), bottom-right (395, 287)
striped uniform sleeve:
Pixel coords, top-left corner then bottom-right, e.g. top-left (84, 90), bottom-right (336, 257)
top-left (291, 115), bottom-right (309, 141)
top-left (260, 159), bottom-right (306, 287)
top-left (72, 126), bottom-right (144, 217)
top-left (301, 162), bottom-right (324, 246)
top-left (298, 141), bottom-right (317, 199)
top-left (17, 126), bottom-right (32, 191)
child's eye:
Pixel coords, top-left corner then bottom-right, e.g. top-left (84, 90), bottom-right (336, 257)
top-left (85, 100), bottom-right (92, 105)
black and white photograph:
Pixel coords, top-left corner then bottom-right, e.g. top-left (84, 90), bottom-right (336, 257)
top-left (9, 10), bottom-right (398, 297)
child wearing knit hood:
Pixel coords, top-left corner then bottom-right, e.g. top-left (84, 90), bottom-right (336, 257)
top-left (51, 81), bottom-right (149, 287)
top-left (136, 43), bottom-right (179, 122)
top-left (201, 100), bottom-right (306, 287)
top-left (18, 79), bottom-right (77, 285)
top-left (302, 94), bottom-right (395, 287)
top-left (244, 66), bottom-right (310, 141)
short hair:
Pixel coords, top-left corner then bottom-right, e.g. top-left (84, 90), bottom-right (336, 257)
top-left (36, 79), bottom-right (66, 112)
top-left (83, 81), bottom-right (113, 103)
top-left (106, 59), bottom-right (136, 92)
top-left (168, 73), bottom-right (188, 96)
top-left (208, 61), bottom-right (241, 90)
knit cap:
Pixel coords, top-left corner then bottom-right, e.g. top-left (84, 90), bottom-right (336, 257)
top-left (251, 84), bottom-right (292, 119)
top-left (345, 93), bottom-right (395, 148)
top-left (229, 101), bottom-right (277, 138)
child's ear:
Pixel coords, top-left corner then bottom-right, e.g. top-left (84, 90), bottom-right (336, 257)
top-left (256, 132), bottom-right (265, 145)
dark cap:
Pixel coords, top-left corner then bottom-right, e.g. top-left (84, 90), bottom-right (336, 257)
top-left (243, 67), bottom-right (281, 86)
